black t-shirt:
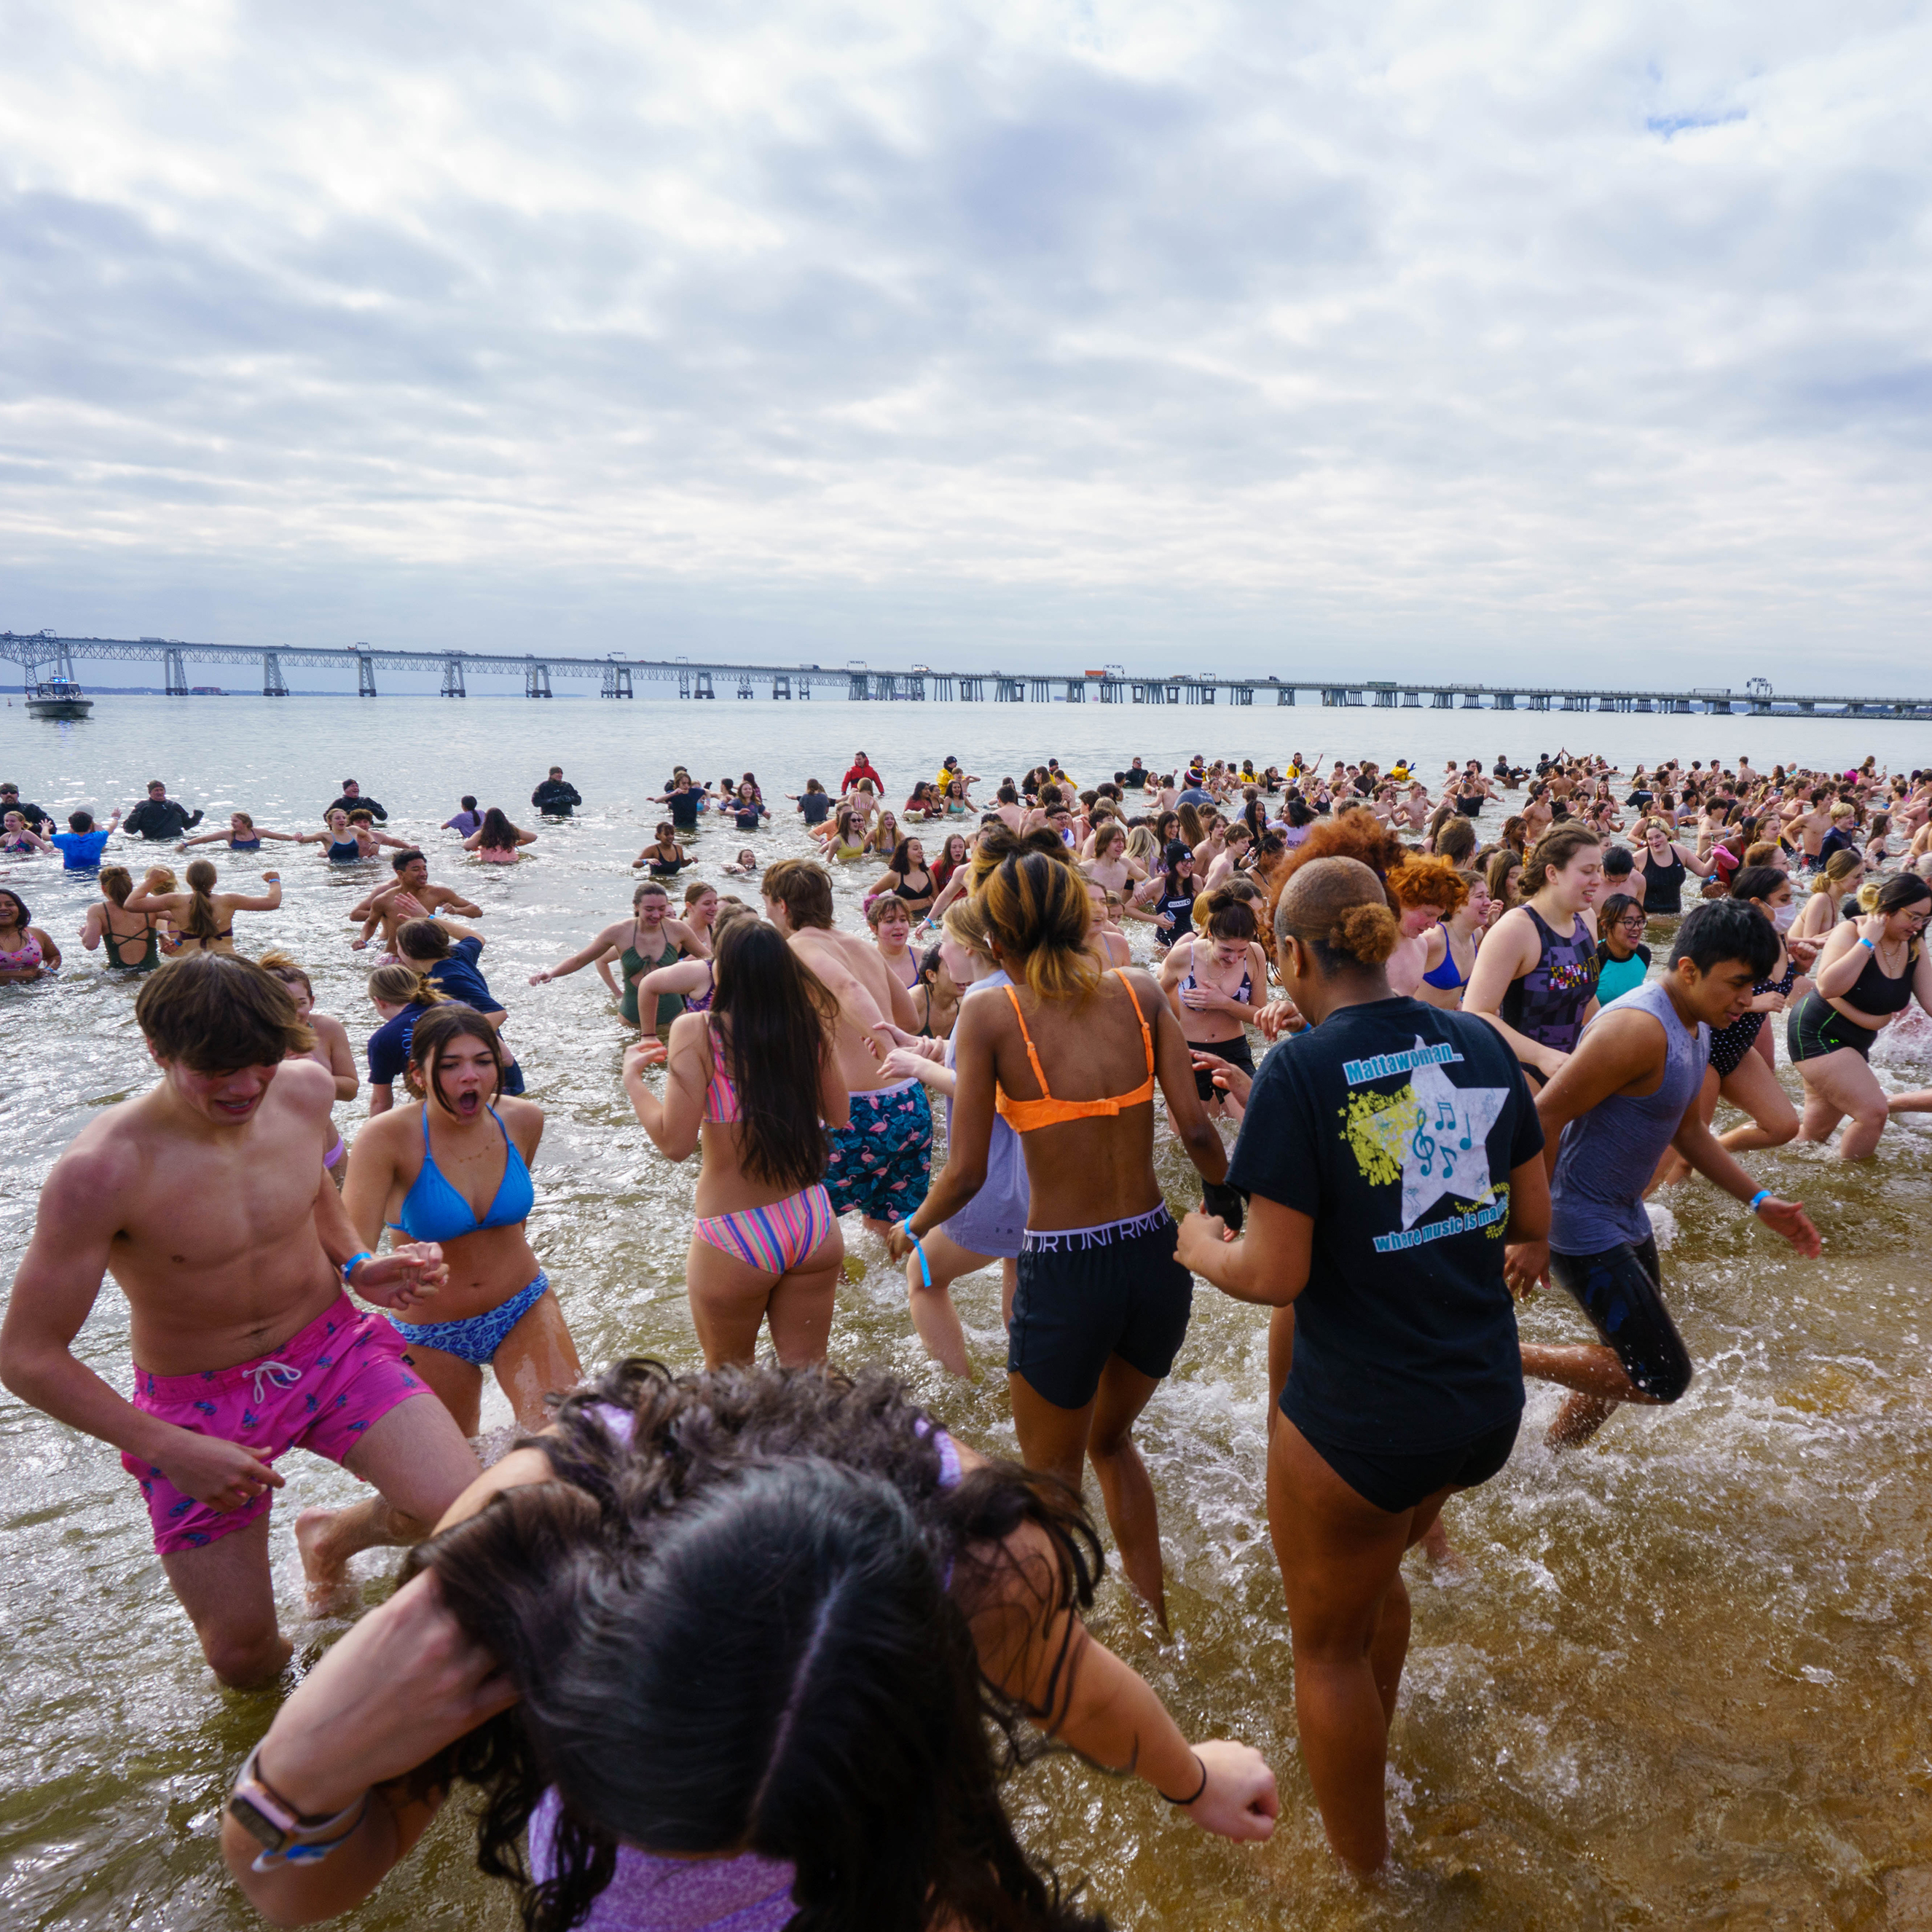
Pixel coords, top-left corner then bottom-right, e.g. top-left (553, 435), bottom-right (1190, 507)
top-left (1227, 997), bottom-right (1543, 1452)
top-left (326, 793), bottom-right (386, 821)
top-left (664, 788), bottom-right (700, 830)
top-left (1116, 766), bottom-right (1147, 789)
top-left (124, 798), bottom-right (203, 839)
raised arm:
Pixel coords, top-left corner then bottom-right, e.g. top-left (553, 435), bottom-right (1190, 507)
top-left (619, 1016), bottom-right (709, 1160)
top-left (226, 874), bottom-right (285, 914)
top-left (1140, 969), bottom-right (1228, 1184)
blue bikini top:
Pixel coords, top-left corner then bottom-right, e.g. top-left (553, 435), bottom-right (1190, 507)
top-left (391, 1106), bottom-right (534, 1243)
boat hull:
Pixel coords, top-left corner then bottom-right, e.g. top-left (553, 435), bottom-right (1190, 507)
top-left (26, 698), bottom-right (94, 719)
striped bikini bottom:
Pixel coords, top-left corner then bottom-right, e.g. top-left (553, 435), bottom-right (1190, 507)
top-left (694, 1183), bottom-right (837, 1274)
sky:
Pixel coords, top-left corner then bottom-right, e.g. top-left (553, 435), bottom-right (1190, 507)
top-left (1, 1), bottom-right (1928, 688)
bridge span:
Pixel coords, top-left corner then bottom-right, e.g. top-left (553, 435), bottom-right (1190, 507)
top-left (4, 632), bottom-right (1928, 720)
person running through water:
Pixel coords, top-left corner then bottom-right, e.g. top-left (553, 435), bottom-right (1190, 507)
top-left (125, 857), bottom-right (282, 956)
top-left (1787, 871), bottom-right (1932, 1158)
top-left (79, 866), bottom-right (166, 973)
top-left (1175, 855), bottom-right (1549, 1874)
top-left (1505, 899), bottom-right (1822, 1448)
top-left (527, 884), bottom-right (703, 1040)
top-left (621, 917), bottom-right (849, 1369)
top-left (1158, 890), bottom-right (1270, 1123)
top-left (1464, 826), bottom-right (1604, 1090)
top-left (0, 954), bottom-right (475, 1683)
top-left (890, 845), bottom-right (1228, 1625)
top-left (352, 850), bottom-right (483, 954)
top-left (221, 1357), bottom-right (1278, 1928)
top-left (879, 897), bottom-right (1032, 1377)
top-left (345, 1006), bottom-right (580, 1437)
top-left (1627, 816), bottom-right (1715, 917)
top-left (762, 859), bottom-right (927, 1238)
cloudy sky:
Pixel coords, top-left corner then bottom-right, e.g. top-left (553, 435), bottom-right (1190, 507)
top-left (1, 1), bottom-right (1927, 686)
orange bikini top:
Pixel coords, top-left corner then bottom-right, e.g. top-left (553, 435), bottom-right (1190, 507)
top-left (996, 971), bottom-right (1157, 1134)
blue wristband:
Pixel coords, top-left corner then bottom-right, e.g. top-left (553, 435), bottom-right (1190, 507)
top-left (910, 1235), bottom-right (932, 1288)
top-left (1747, 1190), bottom-right (1771, 1214)
top-left (1858, 936), bottom-right (1876, 951)
top-left (340, 1251), bottom-right (374, 1284)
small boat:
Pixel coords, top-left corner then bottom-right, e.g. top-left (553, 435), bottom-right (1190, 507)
top-left (25, 674), bottom-right (93, 720)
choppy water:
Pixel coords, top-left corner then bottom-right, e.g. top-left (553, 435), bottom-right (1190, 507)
top-left (4, 694), bottom-right (1932, 1930)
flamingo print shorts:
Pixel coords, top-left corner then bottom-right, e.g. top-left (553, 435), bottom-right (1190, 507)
top-left (823, 1077), bottom-right (933, 1225)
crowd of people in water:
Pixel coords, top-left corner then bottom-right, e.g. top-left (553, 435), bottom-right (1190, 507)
top-left (4, 740), bottom-right (1931, 1928)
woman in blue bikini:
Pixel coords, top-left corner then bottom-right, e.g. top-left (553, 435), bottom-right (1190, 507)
top-left (343, 1005), bottom-right (581, 1436)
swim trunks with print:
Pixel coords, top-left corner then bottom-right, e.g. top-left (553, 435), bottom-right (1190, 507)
top-left (823, 1077), bottom-right (933, 1225)
top-left (122, 1293), bottom-right (428, 1553)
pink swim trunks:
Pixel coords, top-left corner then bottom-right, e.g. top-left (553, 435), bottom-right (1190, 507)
top-left (121, 1293), bottom-right (428, 1554)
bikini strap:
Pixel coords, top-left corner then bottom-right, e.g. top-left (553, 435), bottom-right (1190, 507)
top-left (1112, 970), bottom-right (1157, 1080)
top-left (1002, 985), bottom-right (1053, 1099)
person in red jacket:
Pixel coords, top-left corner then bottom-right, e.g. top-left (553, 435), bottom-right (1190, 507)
top-left (841, 750), bottom-right (884, 793)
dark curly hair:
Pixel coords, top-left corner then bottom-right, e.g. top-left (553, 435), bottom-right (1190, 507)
top-left (403, 1360), bottom-right (1110, 1932)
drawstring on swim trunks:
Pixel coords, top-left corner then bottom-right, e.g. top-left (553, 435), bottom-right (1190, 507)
top-left (249, 1360), bottom-right (302, 1404)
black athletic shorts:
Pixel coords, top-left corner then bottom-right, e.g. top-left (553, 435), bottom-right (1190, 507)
top-left (1786, 990), bottom-right (1875, 1063)
top-left (1297, 1411), bottom-right (1521, 1515)
top-left (1548, 1234), bottom-right (1693, 1405)
top-left (1192, 1031), bottom-right (1256, 1102)
top-left (1008, 1207), bottom-right (1193, 1410)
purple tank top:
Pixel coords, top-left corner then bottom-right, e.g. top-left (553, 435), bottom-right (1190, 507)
top-left (526, 1405), bottom-right (964, 1931)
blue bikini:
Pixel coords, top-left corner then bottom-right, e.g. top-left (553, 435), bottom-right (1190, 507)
top-left (385, 1109), bottom-right (548, 1366)
top-left (326, 837), bottom-right (363, 863)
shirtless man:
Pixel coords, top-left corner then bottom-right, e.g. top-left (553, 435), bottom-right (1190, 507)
top-left (350, 849), bottom-right (482, 954)
top-left (761, 858), bottom-right (926, 1237)
top-left (0, 954), bottom-right (479, 1689)
top-left (1783, 788), bottom-right (1834, 868)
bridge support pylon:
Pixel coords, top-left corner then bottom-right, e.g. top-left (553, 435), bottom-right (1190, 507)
top-left (443, 657), bottom-right (468, 698)
top-left (262, 651), bottom-right (287, 697)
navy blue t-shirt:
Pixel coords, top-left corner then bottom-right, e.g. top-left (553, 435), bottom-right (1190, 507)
top-left (798, 792), bottom-right (832, 825)
top-left (368, 1002), bottom-right (433, 1088)
top-left (428, 936), bottom-right (503, 1014)
top-left (664, 789), bottom-right (700, 830)
top-left (1227, 996), bottom-right (1542, 1452)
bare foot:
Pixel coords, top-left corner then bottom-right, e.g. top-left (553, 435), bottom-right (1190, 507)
top-left (1545, 1391), bottom-right (1616, 1451)
top-left (1418, 1515), bottom-right (1465, 1572)
top-left (294, 1506), bottom-right (363, 1617)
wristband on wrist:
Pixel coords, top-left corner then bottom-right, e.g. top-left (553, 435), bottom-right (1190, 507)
top-left (227, 1743), bottom-right (370, 1872)
top-left (340, 1251), bottom-right (374, 1284)
top-left (1747, 1189), bottom-right (1772, 1214)
top-left (1161, 1751), bottom-right (1209, 1806)
top-left (1858, 936), bottom-right (1876, 950)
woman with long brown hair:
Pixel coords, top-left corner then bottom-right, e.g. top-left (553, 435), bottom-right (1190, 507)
top-left (888, 846), bottom-right (1227, 1624)
top-left (623, 916), bottom-right (851, 1368)
top-left (79, 865), bottom-right (164, 973)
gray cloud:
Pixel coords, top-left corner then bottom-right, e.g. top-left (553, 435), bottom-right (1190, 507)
top-left (1, 1), bottom-right (1928, 685)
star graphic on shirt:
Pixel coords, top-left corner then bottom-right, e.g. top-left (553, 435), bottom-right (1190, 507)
top-left (1401, 1045), bottom-right (1508, 1230)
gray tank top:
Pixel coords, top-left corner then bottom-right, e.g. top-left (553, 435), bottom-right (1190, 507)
top-left (1550, 980), bottom-right (1708, 1254)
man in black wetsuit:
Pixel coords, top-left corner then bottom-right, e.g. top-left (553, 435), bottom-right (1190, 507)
top-left (324, 779), bottom-right (387, 821)
top-left (530, 767), bottom-right (582, 817)
top-left (121, 780), bottom-right (203, 841)
top-left (0, 782), bottom-right (52, 831)
top-left (1116, 758), bottom-right (1147, 790)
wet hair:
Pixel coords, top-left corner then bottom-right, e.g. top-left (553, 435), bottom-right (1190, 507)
top-left (181, 858), bottom-right (224, 943)
top-left (349, 809), bottom-right (375, 826)
top-left (1432, 816), bottom-right (1477, 866)
top-left (887, 838), bottom-right (922, 877)
top-left (136, 954), bottom-right (314, 1069)
top-left (461, 795), bottom-right (478, 811)
top-left (1601, 845), bottom-right (1634, 880)
top-left (865, 894), bottom-right (911, 930)
top-left (98, 865), bottom-right (133, 908)
top-left (916, 943), bottom-right (946, 987)
top-left (1809, 849), bottom-right (1864, 895)
top-left (479, 810), bottom-right (519, 851)
top-left (762, 858), bottom-right (835, 932)
top-left (68, 810), bottom-right (94, 833)
top-left (401, 1360), bottom-right (1104, 1932)
top-left (1729, 867), bottom-right (1789, 906)
top-left (1203, 894), bottom-right (1259, 943)
top-left (1520, 826), bottom-right (1603, 897)
top-left (390, 847), bottom-right (428, 873)
top-left (367, 962), bottom-right (448, 1010)
top-left (710, 919), bottom-right (839, 1192)
top-left (979, 848), bottom-right (1099, 1003)
top-left (407, 1004), bottom-right (507, 1112)
top-left (1388, 853), bottom-right (1470, 919)
top-left (396, 918), bottom-right (452, 962)
top-left (258, 948), bottom-right (313, 997)
top-left (0, 889), bottom-right (28, 928)
top-left (1273, 857), bottom-right (1401, 972)
top-left (1669, 899), bottom-right (1780, 979)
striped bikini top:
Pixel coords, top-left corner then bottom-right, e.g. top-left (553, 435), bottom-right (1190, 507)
top-left (996, 970), bottom-right (1156, 1134)
top-left (703, 1021), bottom-right (740, 1123)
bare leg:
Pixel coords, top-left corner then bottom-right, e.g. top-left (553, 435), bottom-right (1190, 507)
top-left (1793, 1048), bottom-right (1890, 1158)
top-left (393, 1341), bottom-right (485, 1438)
top-left (763, 1234), bottom-right (842, 1367)
top-left (297, 1394), bottom-right (481, 1611)
top-left (1267, 1418), bottom-right (1454, 1875)
top-left (1518, 1343), bottom-right (1652, 1449)
top-left (491, 1287), bottom-right (583, 1435)
top-left (685, 1228), bottom-right (840, 1369)
top-left (1085, 1357), bottom-right (1169, 1625)
top-left (904, 1228), bottom-right (996, 1377)
top-left (1715, 1048), bottom-right (1799, 1152)
top-left (162, 1515), bottom-right (288, 1688)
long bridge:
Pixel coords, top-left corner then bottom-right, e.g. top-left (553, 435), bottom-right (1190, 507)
top-left (4, 631), bottom-right (1928, 719)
